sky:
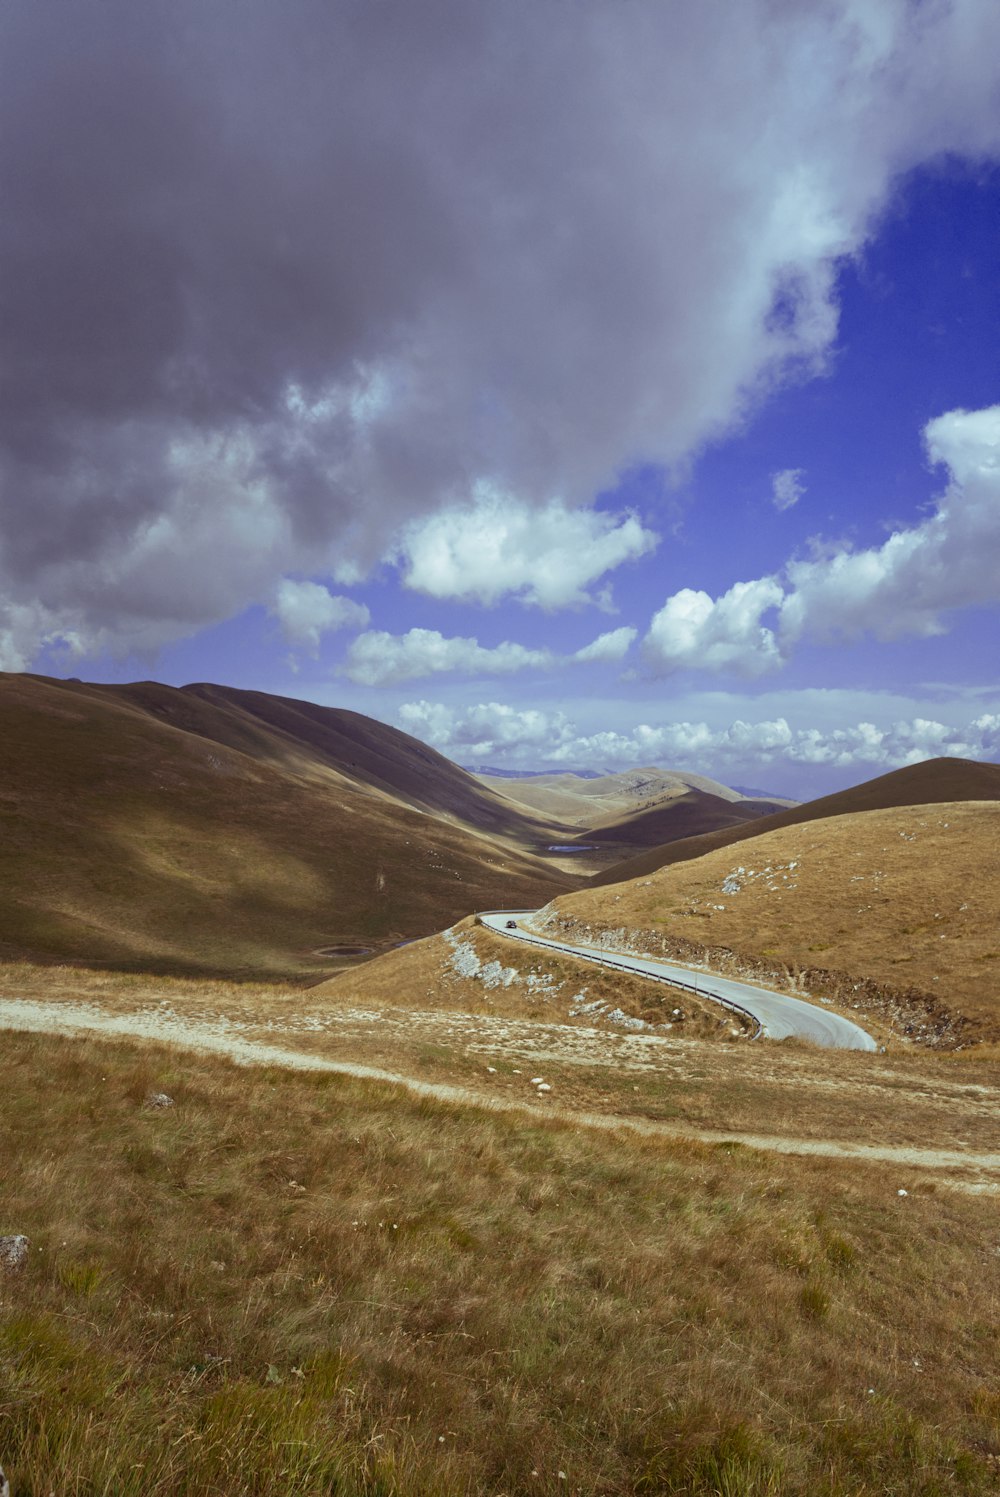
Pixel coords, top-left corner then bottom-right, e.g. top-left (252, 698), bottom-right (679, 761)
top-left (3, 0), bottom-right (1000, 799)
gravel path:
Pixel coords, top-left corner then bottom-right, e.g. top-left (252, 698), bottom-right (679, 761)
top-left (2, 996), bottom-right (996, 1190)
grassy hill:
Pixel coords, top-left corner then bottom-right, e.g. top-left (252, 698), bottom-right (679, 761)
top-left (579, 785), bottom-right (786, 848)
top-left (0, 672), bottom-right (574, 978)
top-left (589, 755), bottom-right (1000, 886)
top-left (476, 765), bottom-right (773, 824)
top-left (480, 766), bottom-right (791, 873)
top-left (538, 797), bottom-right (1000, 1045)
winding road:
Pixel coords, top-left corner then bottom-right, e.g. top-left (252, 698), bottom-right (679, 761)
top-left (479, 911), bottom-right (878, 1051)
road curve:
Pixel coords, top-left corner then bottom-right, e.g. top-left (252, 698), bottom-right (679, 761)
top-left (479, 911), bottom-right (878, 1051)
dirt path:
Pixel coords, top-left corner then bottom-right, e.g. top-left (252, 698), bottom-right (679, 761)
top-left (3, 996), bottom-right (998, 1191)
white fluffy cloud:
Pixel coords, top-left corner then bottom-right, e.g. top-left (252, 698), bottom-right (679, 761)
top-left (270, 579), bottom-right (369, 654)
top-left (400, 700), bottom-right (1000, 777)
top-left (343, 621), bottom-right (639, 686)
top-left (5, 1), bottom-right (1000, 661)
top-left (771, 468), bottom-right (806, 511)
top-left (573, 627), bottom-right (637, 663)
top-left (643, 579), bottom-right (784, 677)
top-left (393, 493), bottom-right (657, 610)
top-left (344, 629), bottom-right (554, 687)
top-left (780, 405), bottom-right (1000, 644)
top-left (398, 700), bottom-right (574, 759)
top-left (642, 405), bottom-right (1000, 677)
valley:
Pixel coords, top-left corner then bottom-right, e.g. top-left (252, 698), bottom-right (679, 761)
top-left (1, 675), bottom-right (999, 1494)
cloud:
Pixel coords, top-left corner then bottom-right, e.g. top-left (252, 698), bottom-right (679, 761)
top-left (393, 493), bottom-right (657, 609)
top-left (573, 626), bottom-right (637, 663)
top-left (343, 621), bottom-right (639, 686)
top-left (398, 700), bottom-right (574, 759)
top-left (780, 404), bottom-right (1000, 644)
top-left (0, 602), bottom-right (90, 673)
top-left (640, 404), bottom-right (1000, 677)
top-left (4, 1), bottom-right (1000, 660)
top-left (270, 579), bottom-right (369, 654)
top-left (343, 629), bottom-right (554, 687)
top-left (400, 700), bottom-right (1000, 776)
top-left (642, 578), bottom-right (784, 677)
top-left (771, 468), bottom-right (806, 511)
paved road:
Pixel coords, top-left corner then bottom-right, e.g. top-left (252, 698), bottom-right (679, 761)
top-left (479, 911), bottom-right (878, 1051)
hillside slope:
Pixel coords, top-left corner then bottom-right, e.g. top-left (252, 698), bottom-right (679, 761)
top-left (538, 799), bottom-right (1000, 1045)
top-left (83, 678), bottom-right (563, 845)
top-left (590, 756), bottom-right (1000, 885)
top-left (0, 673), bottom-right (573, 977)
top-left (581, 786), bottom-right (787, 847)
top-left (477, 765), bottom-right (757, 825)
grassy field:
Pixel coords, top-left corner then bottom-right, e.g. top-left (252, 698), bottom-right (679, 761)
top-left (1, 1025), bottom-right (998, 1495)
top-left (3, 956), bottom-right (999, 1157)
top-left (540, 801), bottom-right (1000, 1048)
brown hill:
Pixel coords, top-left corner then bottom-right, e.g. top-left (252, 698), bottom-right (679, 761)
top-left (476, 765), bottom-right (754, 826)
top-left (78, 678), bottom-right (566, 844)
top-left (581, 786), bottom-right (788, 848)
top-left (537, 798), bottom-right (1000, 1045)
top-left (589, 756), bottom-right (1000, 886)
top-left (0, 672), bottom-right (574, 978)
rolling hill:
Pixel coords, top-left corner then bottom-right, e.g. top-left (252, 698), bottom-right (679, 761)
top-left (0, 672), bottom-right (574, 978)
top-left (475, 765), bottom-right (772, 824)
top-left (589, 755), bottom-right (1000, 885)
top-left (580, 785), bottom-right (789, 848)
top-left (537, 795), bottom-right (1000, 1046)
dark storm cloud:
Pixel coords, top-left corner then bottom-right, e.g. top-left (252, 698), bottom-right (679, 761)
top-left (2, 0), bottom-right (1000, 665)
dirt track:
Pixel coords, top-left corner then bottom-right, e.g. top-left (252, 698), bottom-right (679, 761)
top-left (2, 995), bottom-right (998, 1192)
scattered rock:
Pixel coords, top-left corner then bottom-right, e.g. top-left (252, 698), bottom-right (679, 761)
top-left (0, 1462), bottom-right (9, 1497)
top-left (0, 1234), bottom-right (29, 1271)
top-left (145, 1092), bottom-right (175, 1109)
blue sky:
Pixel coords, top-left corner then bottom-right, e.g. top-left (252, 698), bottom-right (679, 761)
top-left (5, 2), bottom-right (1000, 798)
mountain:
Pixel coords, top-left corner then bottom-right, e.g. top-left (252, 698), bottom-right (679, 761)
top-left (580, 786), bottom-right (790, 848)
top-left (589, 756), bottom-right (1000, 886)
top-left (476, 765), bottom-right (763, 828)
top-left (0, 672), bottom-right (575, 978)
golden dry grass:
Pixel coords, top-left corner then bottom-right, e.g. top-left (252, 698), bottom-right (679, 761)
top-left (315, 919), bottom-right (747, 1039)
top-left (3, 957), bottom-right (998, 1168)
top-left (543, 801), bottom-right (1000, 1047)
top-left (1, 1025), bottom-right (998, 1495)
